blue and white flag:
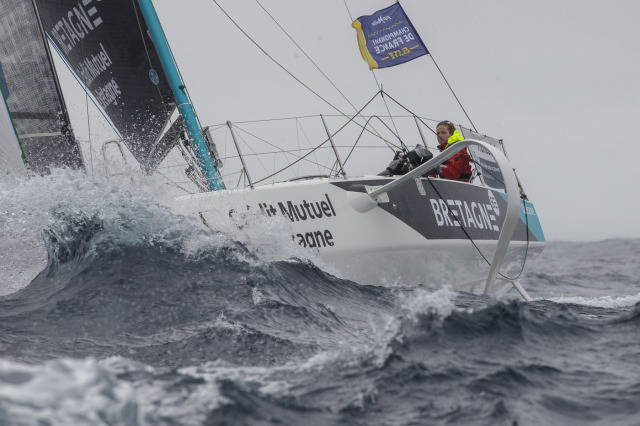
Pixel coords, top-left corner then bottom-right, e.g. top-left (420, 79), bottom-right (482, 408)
top-left (352, 3), bottom-right (428, 70)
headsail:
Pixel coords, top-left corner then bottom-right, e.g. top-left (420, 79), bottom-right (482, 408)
top-left (0, 0), bottom-right (84, 174)
top-left (32, 0), bottom-right (179, 172)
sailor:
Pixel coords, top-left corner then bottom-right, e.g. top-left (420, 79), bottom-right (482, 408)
top-left (435, 120), bottom-right (472, 181)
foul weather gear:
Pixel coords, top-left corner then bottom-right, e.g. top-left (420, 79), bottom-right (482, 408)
top-left (438, 129), bottom-right (472, 181)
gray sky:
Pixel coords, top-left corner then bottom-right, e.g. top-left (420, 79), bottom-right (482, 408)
top-left (72, 1), bottom-right (640, 241)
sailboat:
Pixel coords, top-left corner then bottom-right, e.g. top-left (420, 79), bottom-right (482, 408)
top-left (0, 0), bottom-right (545, 300)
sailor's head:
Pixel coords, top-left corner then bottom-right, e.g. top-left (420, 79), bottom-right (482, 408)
top-left (436, 120), bottom-right (455, 148)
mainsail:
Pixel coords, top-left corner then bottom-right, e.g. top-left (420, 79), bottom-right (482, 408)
top-left (0, 0), bottom-right (84, 174)
top-left (0, 77), bottom-right (26, 174)
top-left (32, 0), bottom-right (179, 172)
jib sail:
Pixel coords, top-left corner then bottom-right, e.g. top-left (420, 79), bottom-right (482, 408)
top-left (0, 0), bottom-right (84, 174)
top-left (33, 0), bottom-right (179, 172)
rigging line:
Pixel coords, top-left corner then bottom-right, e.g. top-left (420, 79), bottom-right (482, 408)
top-left (209, 113), bottom-right (440, 126)
top-left (209, 0), bottom-right (389, 145)
top-left (211, 115), bottom-right (319, 126)
top-left (144, 5), bottom-right (209, 171)
top-left (231, 114), bottom-right (401, 159)
top-left (342, 0), bottom-right (354, 22)
top-left (295, 117), bottom-right (302, 176)
top-left (296, 117), bottom-right (323, 175)
top-left (471, 159), bottom-right (506, 186)
top-left (254, 89), bottom-right (380, 184)
top-left (131, 0), bottom-right (170, 116)
top-left (345, 0), bottom-right (401, 144)
top-left (80, 37), bottom-right (94, 180)
top-left (215, 145), bottom-right (386, 160)
top-left (429, 54), bottom-right (477, 132)
top-left (45, 34), bottom-right (122, 140)
top-left (255, 0), bottom-right (388, 146)
top-left (363, 115), bottom-right (404, 149)
top-left (426, 177), bottom-right (529, 281)
top-left (378, 91), bottom-right (437, 136)
top-left (132, 0), bottom-right (203, 174)
top-left (232, 130), bottom-right (271, 179)
top-left (342, 0), bottom-right (393, 143)
top-left (343, 115), bottom-right (401, 166)
top-left (210, 0), bottom-right (343, 117)
top-left (255, 0), bottom-right (358, 113)
top-left (373, 75), bottom-right (405, 150)
top-left (85, 89), bottom-right (94, 179)
top-left (232, 124), bottom-right (334, 171)
top-left (155, 169), bottom-right (194, 194)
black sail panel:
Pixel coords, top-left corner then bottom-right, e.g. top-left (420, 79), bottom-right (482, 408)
top-left (34, 0), bottom-right (178, 171)
top-left (0, 0), bottom-right (84, 173)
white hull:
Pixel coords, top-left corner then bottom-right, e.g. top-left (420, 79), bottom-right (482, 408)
top-left (170, 175), bottom-right (545, 295)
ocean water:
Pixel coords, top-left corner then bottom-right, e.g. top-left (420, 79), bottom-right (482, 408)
top-left (1, 171), bottom-right (639, 425)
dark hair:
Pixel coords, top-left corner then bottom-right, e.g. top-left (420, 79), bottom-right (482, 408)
top-left (437, 121), bottom-right (455, 134)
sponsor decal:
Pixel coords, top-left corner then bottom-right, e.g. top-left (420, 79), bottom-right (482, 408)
top-left (371, 14), bottom-right (392, 26)
top-left (521, 203), bottom-right (536, 217)
top-left (230, 194), bottom-right (338, 249)
top-left (95, 77), bottom-right (121, 108)
top-left (50, 0), bottom-right (103, 55)
top-left (76, 42), bottom-right (112, 86)
top-left (149, 69), bottom-right (160, 85)
top-left (429, 190), bottom-right (501, 232)
top-left (488, 189), bottom-right (500, 216)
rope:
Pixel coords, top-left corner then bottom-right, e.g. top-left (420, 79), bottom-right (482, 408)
top-left (131, 0), bottom-right (170, 117)
top-left (231, 125), bottom-right (333, 173)
top-left (45, 35), bottom-right (121, 139)
top-left (426, 177), bottom-right (530, 282)
top-left (374, 76), bottom-right (405, 150)
top-left (377, 91), bottom-right (437, 136)
top-left (255, 0), bottom-right (360, 114)
top-left (79, 36), bottom-right (94, 180)
top-left (211, 0), bottom-right (345, 118)
top-left (253, 90), bottom-right (380, 184)
top-left (209, 0), bottom-right (391, 147)
top-left (429, 54), bottom-right (478, 132)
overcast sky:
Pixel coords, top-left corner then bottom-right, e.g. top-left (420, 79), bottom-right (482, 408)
top-left (67, 0), bottom-right (640, 242)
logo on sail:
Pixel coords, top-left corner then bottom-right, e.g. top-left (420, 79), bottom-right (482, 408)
top-left (371, 15), bottom-right (392, 26)
top-left (149, 69), bottom-right (160, 86)
top-left (50, 0), bottom-right (104, 55)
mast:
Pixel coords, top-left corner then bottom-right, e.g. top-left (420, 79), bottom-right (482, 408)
top-left (136, 0), bottom-right (223, 191)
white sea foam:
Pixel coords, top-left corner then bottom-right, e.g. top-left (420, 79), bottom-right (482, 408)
top-left (0, 358), bottom-right (138, 424)
top-left (399, 286), bottom-right (459, 320)
top-left (545, 293), bottom-right (640, 309)
top-left (0, 167), bottom-right (323, 296)
top-left (101, 356), bottom-right (228, 424)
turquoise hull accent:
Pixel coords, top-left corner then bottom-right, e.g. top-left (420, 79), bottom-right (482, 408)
top-left (137, 0), bottom-right (222, 191)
